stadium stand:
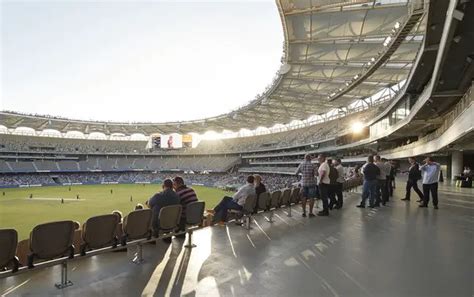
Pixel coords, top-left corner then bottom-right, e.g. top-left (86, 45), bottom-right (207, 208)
top-left (1, 0), bottom-right (473, 295)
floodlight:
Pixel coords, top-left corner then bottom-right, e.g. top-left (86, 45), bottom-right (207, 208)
top-left (351, 121), bottom-right (364, 134)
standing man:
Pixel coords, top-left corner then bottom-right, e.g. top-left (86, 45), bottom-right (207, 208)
top-left (333, 159), bottom-right (345, 209)
top-left (147, 179), bottom-right (180, 238)
top-left (296, 154), bottom-right (317, 217)
top-left (173, 176), bottom-right (198, 234)
top-left (357, 155), bottom-right (380, 208)
top-left (317, 154), bottom-right (331, 216)
top-left (419, 157), bottom-right (441, 209)
top-left (375, 155), bottom-right (390, 206)
top-left (401, 157), bottom-right (424, 202)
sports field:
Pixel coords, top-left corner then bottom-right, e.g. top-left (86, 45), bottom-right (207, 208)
top-left (0, 184), bottom-right (232, 240)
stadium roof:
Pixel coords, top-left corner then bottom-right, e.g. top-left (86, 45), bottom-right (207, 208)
top-left (0, 0), bottom-right (426, 136)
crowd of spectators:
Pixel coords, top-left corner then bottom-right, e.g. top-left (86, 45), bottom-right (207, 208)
top-left (0, 172), bottom-right (298, 191)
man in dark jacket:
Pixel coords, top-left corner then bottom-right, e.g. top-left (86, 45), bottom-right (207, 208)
top-left (401, 157), bottom-right (424, 202)
top-left (357, 155), bottom-right (380, 208)
top-left (147, 179), bottom-right (180, 237)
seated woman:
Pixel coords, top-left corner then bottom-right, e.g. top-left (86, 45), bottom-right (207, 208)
top-left (253, 174), bottom-right (267, 213)
top-left (212, 175), bottom-right (256, 224)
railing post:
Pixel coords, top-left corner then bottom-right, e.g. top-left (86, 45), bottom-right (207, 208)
top-left (55, 261), bottom-right (73, 289)
top-left (133, 243), bottom-right (144, 264)
top-left (184, 230), bottom-right (196, 249)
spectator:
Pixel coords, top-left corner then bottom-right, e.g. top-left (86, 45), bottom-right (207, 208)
top-left (333, 159), bottom-right (345, 209)
top-left (317, 154), bottom-right (330, 216)
top-left (212, 175), bottom-right (256, 224)
top-left (357, 155), bottom-right (380, 208)
top-left (135, 203), bottom-right (144, 210)
top-left (375, 155), bottom-right (390, 206)
top-left (112, 210), bottom-right (123, 222)
top-left (146, 179), bottom-right (180, 239)
top-left (419, 157), bottom-right (441, 209)
top-left (295, 154), bottom-right (317, 217)
top-left (173, 176), bottom-right (198, 234)
top-left (327, 159), bottom-right (339, 210)
top-left (253, 174), bottom-right (267, 213)
top-left (401, 157), bottom-right (424, 202)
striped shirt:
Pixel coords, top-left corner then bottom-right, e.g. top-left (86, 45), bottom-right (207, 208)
top-left (296, 160), bottom-right (317, 186)
top-left (175, 186), bottom-right (198, 219)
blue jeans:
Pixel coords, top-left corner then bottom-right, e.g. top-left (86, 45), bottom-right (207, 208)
top-left (361, 179), bottom-right (377, 206)
top-left (213, 196), bottom-right (242, 222)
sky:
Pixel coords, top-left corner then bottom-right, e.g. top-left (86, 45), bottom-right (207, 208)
top-left (0, 0), bottom-right (283, 123)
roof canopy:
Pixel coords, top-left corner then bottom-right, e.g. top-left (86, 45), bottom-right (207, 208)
top-left (0, 0), bottom-right (425, 135)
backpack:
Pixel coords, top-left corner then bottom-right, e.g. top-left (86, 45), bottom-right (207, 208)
top-left (329, 166), bottom-right (339, 184)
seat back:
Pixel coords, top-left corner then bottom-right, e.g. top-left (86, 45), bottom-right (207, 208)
top-left (159, 205), bottom-right (182, 231)
top-left (123, 209), bottom-right (152, 241)
top-left (0, 229), bottom-right (18, 269)
top-left (290, 187), bottom-right (301, 204)
top-left (280, 188), bottom-right (291, 206)
top-left (82, 214), bottom-right (119, 249)
top-left (243, 194), bottom-right (257, 213)
top-left (258, 192), bottom-right (270, 210)
top-left (186, 201), bottom-right (205, 226)
top-left (270, 190), bottom-right (281, 209)
top-left (29, 221), bottom-right (75, 260)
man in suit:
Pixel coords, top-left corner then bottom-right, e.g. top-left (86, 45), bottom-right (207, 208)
top-left (401, 157), bottom-right (424, 202)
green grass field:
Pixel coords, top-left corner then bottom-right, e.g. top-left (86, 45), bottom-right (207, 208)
top-left (0, 184), bottom-right (232, 240)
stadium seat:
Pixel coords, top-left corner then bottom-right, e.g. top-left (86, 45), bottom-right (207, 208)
top-left (184, 201), bottom-right (205, 248)
top-left (0, 229), bottom-right (19, 273)
top-left (121, 209), bottom-right (152, 245)
top-left (229, 194), bottom-right (257, 230)
top-left (27, 221), bottom-right (75, 268)
top-left (157, 205), bottom-right (182, 237)
top-left (121, 209), bottom-right (152, 264)
top-left (279, 188), bottom-right (291, 208)
top-left (265, 190), bottom-right (281, 223)
top-left (80, 214), bottom-right (119, 256)
top-left (256, 192), bottom-right (270, 213)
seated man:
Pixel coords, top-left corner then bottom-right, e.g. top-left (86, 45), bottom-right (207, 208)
top-left (212, 175), bottom-right (256, 223)
top-left (173, 176), bottom-right (198, 235)
top-left (146, 179), bottom-right (180, 238)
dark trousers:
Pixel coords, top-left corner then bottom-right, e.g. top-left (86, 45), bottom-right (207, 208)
top-left (405, 179), bottom-right (423, 200)
top-left (319, 183), bottom-right (329, 211)
top-left (328, 184), bottom-right (337, 209)
top-left (387, 177), bottom-right (394, 197)
top-left (333, 182), bottom-right (343, 207)
top-left (422, 183), bottom-right (438, 206)
top-left (376, 179), bottom-right (389, 204)
top-left (213, 196), bottom-right (242, 222)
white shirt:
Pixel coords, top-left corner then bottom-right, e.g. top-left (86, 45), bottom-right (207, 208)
top-left (233, 183), bottom-right (256, 206)
top-left (420, 162), bottom-right (441, 184)
top-left (335, 164), bottom-right (345, 183)
top-left (318, 161), bottom-right (330, 185)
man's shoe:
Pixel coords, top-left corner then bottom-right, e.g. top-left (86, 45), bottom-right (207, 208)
top-left (434, 205), bottom-right (439, 210)
top-left (162, 237), bottom-right (172, 244)
top-left (317, 210), bottom-right (329, 216)
top-left (309, 213), bottom-right (316, 217)
top-left (356, 204), bottom-right (365, 208)
top-left (419, 204), bottom-right (428, 208)
top-left (369, 204), bottom-right (375, 208)
top-left (302, 213), bottom-right (307, 217)
top-left (401, 198), bottom-right (410, 201)
top-left (373, 203), bottom-right (380, 207)
top-left (416, 199), bottom-right (423, 203)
